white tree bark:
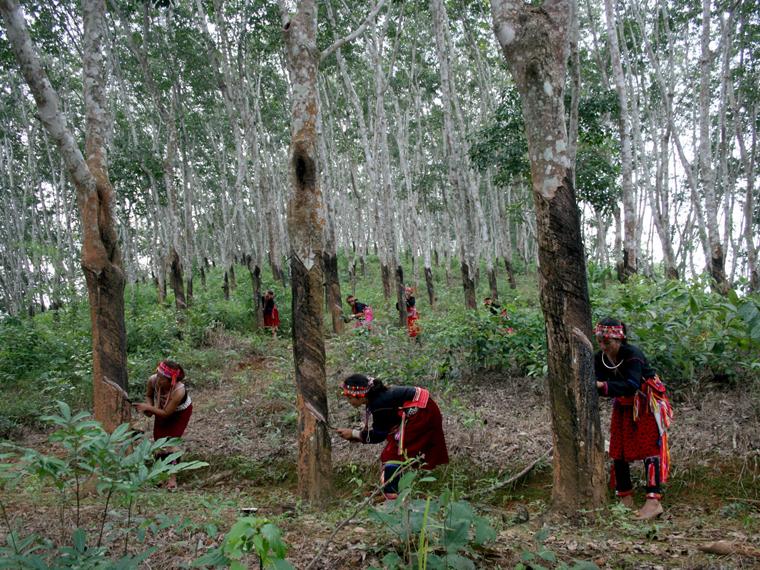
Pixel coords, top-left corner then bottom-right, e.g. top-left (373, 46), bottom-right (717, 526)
top-left (604, 0), bottom-right (637, 277)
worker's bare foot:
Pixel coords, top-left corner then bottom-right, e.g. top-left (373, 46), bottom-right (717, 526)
top-left (635, 498), bottom-right (663, 520)
top-left (619, 494), bottom-right (634, 509)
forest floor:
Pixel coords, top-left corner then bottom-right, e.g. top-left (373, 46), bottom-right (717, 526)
top-left (7, 332), bottom-right (760, 569)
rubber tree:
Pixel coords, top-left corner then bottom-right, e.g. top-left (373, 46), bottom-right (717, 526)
top-left (490, 0), bottom-right (606, 512)
top-left (1, 0), bottom-right (130, 431)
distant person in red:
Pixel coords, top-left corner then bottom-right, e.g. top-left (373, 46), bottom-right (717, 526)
top-left (483, 297), bottom-right (514, 334)
top-left (403, 287), bottom-right (420, 338)
top-left (483, 297), bottom-right (507, 318)
top-left (346, 295), bottom-right (373, 328)
top-left (134, 360), bottom-right (193, 491)
top-left (337, 374), bottom-right (449, 500)
top-left (262, 290), bottom-right (280, 337)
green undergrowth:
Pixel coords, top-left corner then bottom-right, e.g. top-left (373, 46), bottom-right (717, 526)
top-left (1, 255), bottom-right (759, 440)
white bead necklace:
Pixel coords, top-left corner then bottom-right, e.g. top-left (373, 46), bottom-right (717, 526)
top-left (601, 352), bottom-right (623, 370)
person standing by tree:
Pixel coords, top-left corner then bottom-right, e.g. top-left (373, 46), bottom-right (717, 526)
top-left (397, 287), bottom-right (420, 338)
top-left (134, 360), bottom-right (193, 491)
top-left (262, 290), bottom-right (280, 337)
top-left (594, 318), bottom-right (673, 519)
top-left (336, 374), bottom-right (449, 500)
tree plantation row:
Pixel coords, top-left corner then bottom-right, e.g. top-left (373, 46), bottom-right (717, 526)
top-left (1, 0), bottom-right (758, 511)
top-left (1, 0), bottom-right (757, 319)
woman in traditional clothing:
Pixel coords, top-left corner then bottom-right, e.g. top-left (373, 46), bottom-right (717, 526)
top-left (336, 374), bottom-right (449, 500)
top-left (262, 290), bottom-right (280, 337)
top-left (134, 360), bottom-right (193, 491)
top-left (346, 295), bottom-right (373, 328)
top-left (594, 318), bottom-right (673, 520)
top-left (403, 287), bottom-right (420, 338)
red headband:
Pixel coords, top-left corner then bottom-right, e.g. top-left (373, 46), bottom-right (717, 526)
top-left (594, 324), bottom-right (626, 340)
top-left (157, 361), bottom-right (181, 385)
top-left (342, 377), bottom-right (374, 398)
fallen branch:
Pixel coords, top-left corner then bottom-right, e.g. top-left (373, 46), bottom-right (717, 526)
top-left (464, 448), bottom-right (552, 500)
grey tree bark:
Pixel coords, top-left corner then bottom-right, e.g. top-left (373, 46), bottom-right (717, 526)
top-left (490, 0), bottom-right (606, 512)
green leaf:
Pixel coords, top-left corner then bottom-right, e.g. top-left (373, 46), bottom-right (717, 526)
top-left (538, 547), bottom-right (557, 562)
top-left (444, 553), bottom-right (475, 570)
top-left (380, 552), bottom-right (403, 570)
top-left (447, 501), bottom-right (475, 524)
top-left (72, 528), bottom-right (87, 553)
top-left (444, 521), bottom-right (470, 553)
top-left (534, 527), bottom-right (550, 543)
top-left (397, 470), bottom-right (417, 492)
top-left (191, 546), bottom-right (228, 567)
top-left (473, 516), bottom-right (496, 545)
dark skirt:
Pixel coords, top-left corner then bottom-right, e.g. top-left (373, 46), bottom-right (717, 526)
top-left (264, 307), bottom-right (280, 328)
top-left (154, 404), bottom-right (193, 440)
top-left (380, 398), bottom-right (449, 468)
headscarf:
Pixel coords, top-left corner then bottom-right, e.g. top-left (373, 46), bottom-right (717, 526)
top-left (593, 323), bottom-right (626, 340)
top-left (342, 375), bottom-right (375, 398)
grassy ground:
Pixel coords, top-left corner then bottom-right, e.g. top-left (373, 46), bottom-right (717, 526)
top-left (2, 260), bottom-right (759, 568)
top-left (4, 326), bottom-right (759, 569)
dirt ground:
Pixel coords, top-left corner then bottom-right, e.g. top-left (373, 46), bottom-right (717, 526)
top-left (7, 337), bottom-right (760, 569)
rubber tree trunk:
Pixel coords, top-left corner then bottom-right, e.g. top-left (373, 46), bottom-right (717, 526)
top-left (504, 257), bottom-right (517, 289)
top-left (396, 265), bottom-right (406, 328)
top-left (323, 252), bottom-right (344, 334)
top-left (460, 259), bottom-right (477, 309)
top-left (169, 247), bottom-right (186, 310)
top-left (281, 0), bottom-right (332, 503)
top-left (222, 272), bottom-right (230, 301)
top-left (1, 0), bottom-right (130, 432)
top-left (424, 266), bottom-right (435, 307)
top-left (228, 264), bottom-right (237, 292)
top-left (488, 267), bottom-right (498, 301)
top-left (245, 255), bottom-right (264, 330)
top-left (603, 0), bottom-right (637, 279)
top-left (381, 264), bottom-right (392, 299)
top-left (186, 274), bottom-right (193, 305)
top-left (491, 0), bottom-right (606, 513)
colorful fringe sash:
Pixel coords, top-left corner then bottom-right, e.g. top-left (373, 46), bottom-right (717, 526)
top-left (633, 375), bottom-right (673, 483)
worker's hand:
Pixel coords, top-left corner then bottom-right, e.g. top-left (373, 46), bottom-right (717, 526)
top-left (596, 381), bottom-right (605, 390)
top-left (336, 428), bottom-right (355, 441)
top-left (133, 402), bottom-right (153, 416)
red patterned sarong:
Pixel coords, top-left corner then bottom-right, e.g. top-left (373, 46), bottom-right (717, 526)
top-left (609, 396), bottom-right (660, 461)
top-left (406, 308), bottom-right (420, 337)
top-left (379, 389), bottom-right (448, 469)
